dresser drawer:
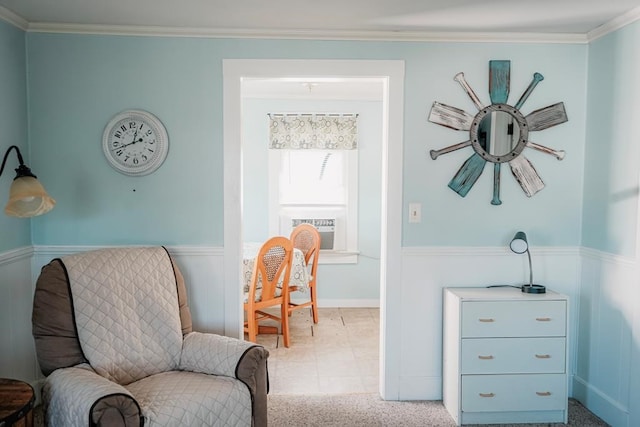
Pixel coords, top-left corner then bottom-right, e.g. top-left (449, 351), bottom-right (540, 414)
top-left (461, 337), bottom-right (565, 374)
top-left (462, 301), bottom-right (566, 338)
top-left (461, 374), bottom-right (566, 412)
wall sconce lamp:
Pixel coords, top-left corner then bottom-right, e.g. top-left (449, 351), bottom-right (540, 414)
top-left (509, 231), bottom-right (546, 294)
top-left (0, 145), bottom-right (55, 217)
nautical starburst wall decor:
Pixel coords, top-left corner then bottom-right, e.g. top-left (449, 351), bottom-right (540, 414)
top-left (428, 60), bottom-right (568, 205)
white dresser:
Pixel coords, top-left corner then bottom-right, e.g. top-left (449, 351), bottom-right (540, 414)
top-left (443, 287), bottom-right (568, 425)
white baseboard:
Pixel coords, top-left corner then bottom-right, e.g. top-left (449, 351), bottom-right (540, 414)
top-left (573, 375), bottom-right (629, 426)
top-left (315, 298), bottom-right (380, 308)
top-left (399, 375), bottom-right (442, 400)
top-left (289, 297), bottom-right (380, 308)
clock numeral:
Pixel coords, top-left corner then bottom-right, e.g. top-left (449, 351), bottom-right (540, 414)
top-left (141, 154), bottom-right (148, 162)
top-left (129, 121), bottom-right (136, 129)
top-left (145, 129), bottom-right (152, 136)
top-left (120, 125), bottom-right (127, 132)
top-left (124, 155), bottom-right (130, 162)
top-left (114, 131), bottom-right (122, 139)
top-left (133, 157), bottom-right (139, 165)
top-left (116, 149), bottom-right (124, 156)
top-left (147, 148), bottom-right (155, 153)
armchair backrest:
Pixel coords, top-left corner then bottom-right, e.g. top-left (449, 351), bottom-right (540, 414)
top-left (33, 247), bottom-right (193, 383)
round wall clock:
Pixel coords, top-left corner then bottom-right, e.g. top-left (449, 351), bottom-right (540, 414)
top-left (102, 109), bottom-right (169, 176)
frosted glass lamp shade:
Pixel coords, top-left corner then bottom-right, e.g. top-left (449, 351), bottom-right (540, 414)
top-left (1, 145), bottom-right (55, 218)
top-left (5, 175), bottom-right (56, 217)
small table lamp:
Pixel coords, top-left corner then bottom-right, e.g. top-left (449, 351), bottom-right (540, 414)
top-left (0, 145), bottom-right (55, 217)
top-left (510, 231), bottom-right (546, 294)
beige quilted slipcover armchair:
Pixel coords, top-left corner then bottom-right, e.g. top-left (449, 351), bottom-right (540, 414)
top-left (32, 246), bottom-right (269, 427)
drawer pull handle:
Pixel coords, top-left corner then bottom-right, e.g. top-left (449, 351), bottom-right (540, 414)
top-left (535, 354), bottom-right (551, 359)
top-left (478, 355), bottom-right (494, 360)
top-left (536, 391), bottom-right (552, 397)
top-left (536, 317), bottom-right (552, 322)
top-left (479, 393), bottom-right (495, 398)
top-left (478, 318), bottom-right (495, 323)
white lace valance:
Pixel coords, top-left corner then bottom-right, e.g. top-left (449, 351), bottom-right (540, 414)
top-left (269, 114), bottom-right (358, 149)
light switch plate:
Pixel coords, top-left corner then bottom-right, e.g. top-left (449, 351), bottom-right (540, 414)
top-left (409, 202), bottom-right (421, 223)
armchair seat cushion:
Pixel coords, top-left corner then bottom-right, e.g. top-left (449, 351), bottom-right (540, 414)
top-left (126, 371), bottom-right (251, 426)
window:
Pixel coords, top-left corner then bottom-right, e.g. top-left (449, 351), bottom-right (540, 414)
top-left (267, 114), bottom-right (359, 263)
top-left (279, 150), bottom-right (345, 205)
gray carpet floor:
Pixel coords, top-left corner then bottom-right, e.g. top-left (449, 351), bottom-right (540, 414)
top-left (267, 393), bottom-right (610, 427)
top-left (34, 393), bottom-right (610, 426)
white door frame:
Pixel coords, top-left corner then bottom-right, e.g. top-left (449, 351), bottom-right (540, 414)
top-left (223, 59), bottom-right (405, 399)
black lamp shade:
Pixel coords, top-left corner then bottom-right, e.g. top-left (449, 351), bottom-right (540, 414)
top-left (510, 231), bottom-right (528, 254)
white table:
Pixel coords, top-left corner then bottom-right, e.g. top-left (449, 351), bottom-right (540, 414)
top-left (242, 242), bottom-right (311, 294)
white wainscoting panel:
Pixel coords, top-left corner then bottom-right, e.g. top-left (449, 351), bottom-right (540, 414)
top-left (573, 248), bottom-right (638, 427)
top-left (0, 247), bottom-right (38, 382)
top-left (166, 246), bottom-right (225, 335)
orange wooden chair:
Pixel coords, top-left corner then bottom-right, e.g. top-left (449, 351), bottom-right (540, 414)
top-left (289, 223), bottom-right (321, 323)
top-left (244, 236), bottom-right (294, 347)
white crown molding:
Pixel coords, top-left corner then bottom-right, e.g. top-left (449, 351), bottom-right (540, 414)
top-left (24, 22), bottom-right (588, 44)
top-left (588, 5), bottom-right (640, 42)
top-left (5, 4), bottom-right (640, 44)
top-left (0, 5), bottom-right (28, 30)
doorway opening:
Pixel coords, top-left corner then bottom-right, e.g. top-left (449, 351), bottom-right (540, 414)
top-left (223, 59), bottom-right (404, 399)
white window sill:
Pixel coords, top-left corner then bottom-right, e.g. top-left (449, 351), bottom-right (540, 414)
top-left (319, 250), bottom-right (358, 264)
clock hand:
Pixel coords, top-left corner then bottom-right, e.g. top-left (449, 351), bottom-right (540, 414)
top-left (112, 140), bottom-right (137, 151)
top-left (111, 133), bottom-right (144, 151)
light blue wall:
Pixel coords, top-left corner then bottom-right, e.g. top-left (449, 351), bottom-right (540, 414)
top-left (405, 44), bottom-right (587, 248)
top-left (242, 98), bottom-right (383, 301)
top-left (0, 20), bottom-right (30, 252)
top-left (582, 22), bottom-right (640, 256)
top-left (27, 35), bottom-right (224, 246)
top-left (575, 20), bottom-right (640, 427)
top-left (25, 34), bottom-right (587, 250)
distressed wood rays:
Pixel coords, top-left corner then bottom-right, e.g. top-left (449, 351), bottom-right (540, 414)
top-left (428, 60), bottom-right (568, 205)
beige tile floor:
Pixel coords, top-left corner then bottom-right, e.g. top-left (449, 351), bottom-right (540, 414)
top-left (252, 307), bottom-right (380, 395)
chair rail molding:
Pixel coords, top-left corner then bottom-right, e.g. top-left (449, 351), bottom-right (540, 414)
top-left (0, 246), bottom-right (32, 266)
top-left (32, 244), bottom-right (222, 257)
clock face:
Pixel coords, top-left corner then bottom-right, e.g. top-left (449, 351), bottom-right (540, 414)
top-left (102, 110), bottom-right (169, 176)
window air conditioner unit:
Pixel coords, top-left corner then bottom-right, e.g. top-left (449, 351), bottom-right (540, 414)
top-left (291, 218), bottom-right (335, 250)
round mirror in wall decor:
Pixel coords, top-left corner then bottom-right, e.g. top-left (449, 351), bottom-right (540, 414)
top-left (428, 60), bottom-right (568, 205)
